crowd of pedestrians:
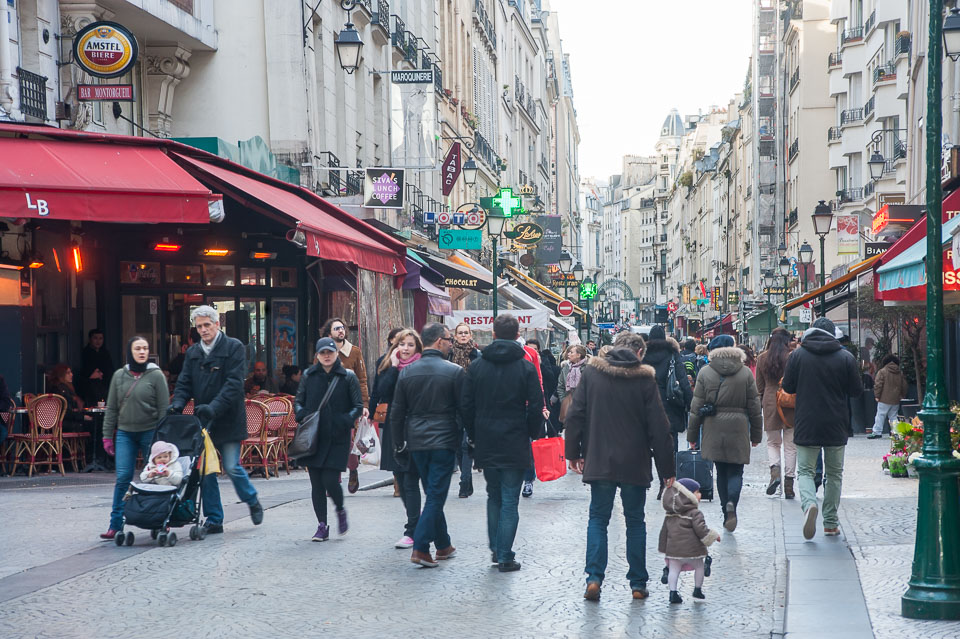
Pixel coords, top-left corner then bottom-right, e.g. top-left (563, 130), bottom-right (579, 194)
top-left (94, 307), bottom-right (885, 602)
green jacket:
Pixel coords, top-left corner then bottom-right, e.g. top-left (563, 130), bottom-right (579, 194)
top-left (103, 365), bottom-right (169, 439)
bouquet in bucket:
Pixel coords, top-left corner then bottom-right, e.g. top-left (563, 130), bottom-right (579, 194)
top-left (882, 406), bottom-right (960, 476)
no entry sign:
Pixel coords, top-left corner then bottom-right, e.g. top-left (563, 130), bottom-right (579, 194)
top-left (557, 300), bottom-right (574, 317)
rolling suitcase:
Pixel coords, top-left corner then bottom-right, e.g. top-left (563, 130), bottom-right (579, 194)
top-left (675, 447), bottom-right (714, 501)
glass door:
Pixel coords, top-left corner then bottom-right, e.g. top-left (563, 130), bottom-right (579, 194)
top-left (239, 298), bottom-right (268, 374)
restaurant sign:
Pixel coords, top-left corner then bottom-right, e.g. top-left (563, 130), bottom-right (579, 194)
top-left (73, 22), bottom-right (139, 79)
top-left (510, 222), bottom-right (544, 246)
top-left (364, 169), bottom-right (405, 209)
top-left (865, 242), bottom-right (892, 258)
top-left (78, 84), bottom-right (134, 101)
top-left (446, 309), bottom-right (550, 331)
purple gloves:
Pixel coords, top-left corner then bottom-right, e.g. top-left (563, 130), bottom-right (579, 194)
top-left (103, 438), bottom-right (115, 456)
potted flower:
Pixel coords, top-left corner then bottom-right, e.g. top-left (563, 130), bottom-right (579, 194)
top-left (444, 88), bottom-right (452, 98)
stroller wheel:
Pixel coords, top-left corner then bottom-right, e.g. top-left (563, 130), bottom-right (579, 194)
top-left (158, 533), bottom-right (167, 547)
top-left (189, 525), bottom-right (198, 541)
top-left (114, 532), bottom-right (125, 547)
top-left (150, 529), bottom-right (159, 540)
top-left (124, 532), bottom-right (135, 546)
top-left (198, 526), bottom-right (207, 541)
top-left (167, 532), bottom-right (178, 547)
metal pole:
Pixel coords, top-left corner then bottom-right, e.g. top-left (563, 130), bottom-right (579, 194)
top-left (492, 236), bottom-right (499, 319)
top-left (819, 235), bottom-right (827, 317)
top-left (767, 289), bottom-right (773, 338)
top-left (902, 0), bottom-right (960, 619)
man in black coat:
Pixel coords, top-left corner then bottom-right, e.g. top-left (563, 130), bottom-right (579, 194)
top-left (390, 322), bottom-right (465, 567)
top-left (462, 315), bottom-right (544, 572)
top-left (80, 328), bottom-right (114, 406)
top-left (782, 317), bottom-right (861, 540)
top-left (171, 305), bottom-right (263, 534)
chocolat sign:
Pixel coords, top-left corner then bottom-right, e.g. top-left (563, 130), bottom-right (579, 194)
top-left (363, 169), bottom-right (405, 209)
top-left (73, 22), bottom-right (139, 79)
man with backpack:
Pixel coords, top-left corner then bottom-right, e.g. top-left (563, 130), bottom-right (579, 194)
top-left (680, 338), bottom-right (699, 382)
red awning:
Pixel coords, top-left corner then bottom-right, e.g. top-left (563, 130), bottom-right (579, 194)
top-left (172, 154), bottom-right (406, 277)
top-left (0, 137), bottom-right (214, 223)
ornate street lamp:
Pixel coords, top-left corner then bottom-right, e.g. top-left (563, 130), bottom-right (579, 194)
top-left (812, 199), bottom-right (834, 316)
top-left (559, 251), bottom-right (573, 274)
top-left (902, 0), bottom-right (960, 619)
top-left (573, 261), bottom-right (585, 281)
top-left (334, 2), bottom-right (364, 74)
top-left (868, 149), bottom-right (886, 183)
top-left (763, 270), bottom-right (776, 338)
top-left (798, 240), bottom-right (814, 293)
top-left (462, 157), bottom-right (478, 187)
top-left (778, 242), bottom-right (787, 258)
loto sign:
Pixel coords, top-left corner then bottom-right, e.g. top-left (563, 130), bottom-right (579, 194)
top-left (73, 22), bottom-right (139, 78)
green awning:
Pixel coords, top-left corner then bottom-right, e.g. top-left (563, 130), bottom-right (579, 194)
top-left (746, 307), bottom-right (782, 334)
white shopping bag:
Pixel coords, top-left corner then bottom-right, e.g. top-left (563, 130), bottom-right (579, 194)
top-left (352, 417), bottom-right (381, 466)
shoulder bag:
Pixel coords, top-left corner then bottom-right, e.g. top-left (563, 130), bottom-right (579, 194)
top-left (665, 355), bottom-right (685, 408)
top-left (288, 377), bottom-right (339, 460)
top-left (698, 378), bottom-right (724, 418)
top-left (776, 376), bottom-right (796, 427)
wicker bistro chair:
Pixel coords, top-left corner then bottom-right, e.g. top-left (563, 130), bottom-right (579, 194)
top-left (262, 396), bottom-right (292, 474)
top-left (9, 394), bottom-right (67, 477)
top-left (240, 399), bottom-right (280, 478)
top-left (61, 414), bottom-right (92, 472)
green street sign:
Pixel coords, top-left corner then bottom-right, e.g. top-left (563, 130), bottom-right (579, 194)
top-left (492, 187), bottom-right (522, 217)
top-left (438, 229), bottom-right (483, 250)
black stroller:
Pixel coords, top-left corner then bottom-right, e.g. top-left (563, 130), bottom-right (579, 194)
top-left (115, 414), bottom-right (208, 547)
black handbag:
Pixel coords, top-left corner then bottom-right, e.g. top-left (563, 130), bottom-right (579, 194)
top-left (288, 378), bottom-right (339, 460)
top-left (698, 379), bottom-right (724, 418)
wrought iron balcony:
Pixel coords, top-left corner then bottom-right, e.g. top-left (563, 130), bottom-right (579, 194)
top-left (473, 0), bottom-right (497, 49)
top-left (837, 187), bottom-right (863, 204)
top-left (788, 139), bottom-right (799, 162)
top-left (873, 62), bottom-right (896, 84)
top-left (864, 96), bottom-right (875, 119)
top-left (346, 170), bottom-right (363, 196)
top-left (840, 108), bottom-right (864, 125)
top-left (525, 94), bottom-right (536, 120)
top-left (790, 67), bottom-right (800, 91)
top-left (372, 0), bottom-right (389, 31)
top-left (317, 151), bottom-right (341, 194)
top-left (828, 126), bottom-right (842, 142)
top-left (865, 10), bottom-right (875, 35)
top-left (391, 15), bottom-right (406, 50)
top-left (788, 208), bottom-right (798, 227)
top-left (434, 64), bottom-right (443, 95)
top-left (895, 32), bottom-right (911, 58)
top-left (864, 180), bottom-right (875, 198)
top-left (404, 31), bottom-right (418, 65)
top-left (16, 67), bottom-right (46, 120)
top-left (842, 26), bottom-right (864, 44)
top-left (828, 51), bottom-right (842, 67)
top-left (514, 75), bottom-right (525, 104)
top-left (474, 131), bottom-right (501, 173)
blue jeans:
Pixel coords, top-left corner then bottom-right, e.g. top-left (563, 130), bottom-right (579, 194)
top-left (484, 467), bottom-right (525, 562)
top-left (110, 429), bottom-right (156, 530)
top-left (585, 481), bottom-right (649, 589)
top-left (201, 440), bottom-right (259, 525)
top-left (458, 431), bottom-right (473, 489)
top-left (412, 449), bottom-right (455, 553)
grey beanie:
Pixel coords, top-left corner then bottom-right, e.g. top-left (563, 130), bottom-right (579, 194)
top-left (812, 317), bottom-right (836, 335)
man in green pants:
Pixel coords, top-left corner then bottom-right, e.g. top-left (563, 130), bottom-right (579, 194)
top-left (781, 318), bottom-right (862, 539)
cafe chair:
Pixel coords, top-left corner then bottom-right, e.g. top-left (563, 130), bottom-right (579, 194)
top-left (240, 400), bottom-right (279, 478)
top-left (9, 394), bottom-right (67, 477)
top-left (262, 396), bottom-right (292, 474)
top-left (62, 424), bottom-right (91, 473)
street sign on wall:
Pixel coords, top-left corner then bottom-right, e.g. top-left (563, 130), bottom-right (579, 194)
top-left (438, 229), bottom-right (482, 250)
top-left (78, 84), bottom-right (134, 101)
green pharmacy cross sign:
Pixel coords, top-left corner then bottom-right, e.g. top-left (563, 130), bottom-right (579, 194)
top-left (579, 281), bottom-right (598, 300)
top-left (490, 188), bottom-right (523, 217)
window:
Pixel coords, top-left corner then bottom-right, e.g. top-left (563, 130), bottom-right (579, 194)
top-left (240, 267), bottom-right (267, 286)
top-left (203, 264), bottom-right (236, 287)
top-left (165, 264), bottom-right (202, 285)
top-left (271, 267), bottom-right (298, 288)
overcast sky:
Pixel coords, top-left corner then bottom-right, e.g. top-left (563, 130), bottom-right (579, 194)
top-left (547, 0), bottom-right (754, 181)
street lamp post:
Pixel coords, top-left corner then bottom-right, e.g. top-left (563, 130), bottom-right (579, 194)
top-left (778, 254), bottom-right (791, 311)
top-left (901, 1), bottom-right (960, 620)
top-left (798, 241), bottom-right (814, 293)
top-left (763, 271), bottom-right (776, 338)
top-left (812, 200), bottom-right (834, 317)
top-left (487, 212), bottom-right (507, 319)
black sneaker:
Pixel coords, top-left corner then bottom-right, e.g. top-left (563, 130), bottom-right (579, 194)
top-left (522, 481), bottom-right (533, 498)
top-left (867, 433), bottom-right (882, 439)
top-left (669, 590), bottom-right (683, 604)
top-left (202, 522), bottom-right (224, 535)
top-left (661, 565), bottom-right (669, 584)
top-left (249, 500), bottom-right (264, 525)
top-left (498, 560), bottom-right (522, 572)
top-left (692, 587), bottom-right (705, 600)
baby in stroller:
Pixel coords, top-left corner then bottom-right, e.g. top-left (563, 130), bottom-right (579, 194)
top-left (139, 441), bottom-right (185, 486)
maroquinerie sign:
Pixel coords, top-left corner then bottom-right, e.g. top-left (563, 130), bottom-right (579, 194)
top-left (73, 22), bottom-right (139, 79)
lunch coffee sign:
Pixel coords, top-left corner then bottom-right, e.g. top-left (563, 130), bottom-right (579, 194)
top-left (73, 22), bottom-right (139, 79)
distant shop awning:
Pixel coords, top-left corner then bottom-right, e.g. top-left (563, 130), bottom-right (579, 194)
top-left (783, 254), bottom-right (882, 310)
top-left (0, 135), bottom-right (216, 223)
top-left (875, 213), bottom-right (960, 293)
top-left (421, 277), bottom-right (452, 315)
top-left (502, 264), bottom-right (587, 319)
top-left (417, 251), bottom-right (493, 291)
top-left (172, 153), bottom-right (405, 277)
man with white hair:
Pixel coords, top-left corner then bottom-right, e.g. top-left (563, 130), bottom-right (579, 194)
top-left (171, 305), bottom-right (263, 534)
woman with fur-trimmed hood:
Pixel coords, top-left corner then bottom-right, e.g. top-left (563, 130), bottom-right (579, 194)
top-left (688, 335), bottom-right (763, 534)
top-left (643, 326), bottom-right (694, 448)
top-left (658, 477), bottom-right (720, 603)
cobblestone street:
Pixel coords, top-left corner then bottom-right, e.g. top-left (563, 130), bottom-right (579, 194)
top-left (4, 435), bottom-right (960, 638)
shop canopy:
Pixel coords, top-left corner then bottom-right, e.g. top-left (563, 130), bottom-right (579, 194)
top-left (783, 254), bottom-right (882, 310)
top-left (502, 264), bottom-right (587, 319)
top-left (172, 153), bottom-right (406, 278)
top-left (417, 250), bottom-right (493, 291)
top-left (0, 126), bottom-right (216, 223)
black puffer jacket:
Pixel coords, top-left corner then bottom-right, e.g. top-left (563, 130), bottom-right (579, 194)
top-left (368, 360), bottom-right (403, 472)
top-left (461, 340), bottom-right (544, 469)
top-left (390, 349), bottom-right (466, 452)
top-left (171, 334), bottom-right (247, 446)
top-left (294, 360), bottom-right (363, 470)
top-left (781, 328), bottom-right (862, 447)
top-left (643, 337), bottom-right (694, 434)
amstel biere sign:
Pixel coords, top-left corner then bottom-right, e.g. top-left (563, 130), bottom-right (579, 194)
top-left (73, 22), bottom-right (139, 78)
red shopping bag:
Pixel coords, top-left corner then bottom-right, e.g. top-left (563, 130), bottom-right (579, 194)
top-left (532, 436), bottom-right (567, 482)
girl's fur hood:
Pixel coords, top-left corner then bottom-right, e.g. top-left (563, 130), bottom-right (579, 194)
top-left (588, 349), bottom-right (656, 379)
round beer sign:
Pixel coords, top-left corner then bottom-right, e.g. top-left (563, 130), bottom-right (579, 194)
top-left (73, 22), bottom-right (139, 78)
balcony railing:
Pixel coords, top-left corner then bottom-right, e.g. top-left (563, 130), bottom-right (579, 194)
top-left (391, 15), bottom-right (406, 51)
top-left (895, 32), bottom-right (912, 58)
top-left (403, 31), bottom-right (418, 65)
top-left (515, 75), bottom-right (525, 105)
top-left (895, 138), bottom-right (907, 160)
top-left (840, 108), bottom-right (864, 125)
top-left (16, 67), bottom-right (46, 120)
top-left (318, 151), bottom-right (341, 194)
top-left (788, 139), bottom-right (799, 162)
top-left (865, 10), bottom-right (875, 35)
top-left (790, 67), bottom-right (800, 91)
top-left (640, 198), bottom-right (656, 208)
top-left (539, 155), bottom-right (549, 175)
top-left (474, 131), bottom-right (501, 173)
top-left (842, 26), bottom-right (864, 44)
top-left (373, 0), bottom-right (390, 30)
top-left (838, 187), bottom-right (864, 204)
top-left (864, 96), bottom-right (875, 119)
top-left (434, 63), bottom-right (443, 94)
top-left (864, 181), bottom-right (876, 198)
top-left (828, 126), bottom-right (842, 142)
top-left (873, 61), bottom-right (896, 83)
top-left (473, 0), bottom-right (497, 49)
top-left (525, 94), bottom-right (536, 120)
top-left (346, 170), bottom-right (363, 196)
top-left (828, 51), bottom-right (842, 67)
top-left (745, 184), bottom-right (752, 199)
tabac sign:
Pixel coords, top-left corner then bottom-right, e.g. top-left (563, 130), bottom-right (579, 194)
top-left (73, 22), bottom-right (139, 79)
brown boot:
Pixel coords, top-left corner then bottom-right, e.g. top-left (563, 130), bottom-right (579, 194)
top-left (348, 469), bottom-right (359, 494)
top-left (766, 464), bottom-right (781, 495)
top-left (784, 476), bottom-right (795, 500)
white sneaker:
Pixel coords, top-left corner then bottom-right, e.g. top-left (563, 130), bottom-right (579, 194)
top-left (803, 504), bottom-right (819, 540)
top-left (395, 535), bottom-right (414, 549)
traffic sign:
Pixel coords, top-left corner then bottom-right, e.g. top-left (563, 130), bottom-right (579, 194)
top-left (557, 300), bottom-right (574, 317)
top-left (667, 301), bottom-right (678, 313)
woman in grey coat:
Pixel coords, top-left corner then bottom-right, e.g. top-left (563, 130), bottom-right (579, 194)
top-left (687, 335), bottom-right (763, 533)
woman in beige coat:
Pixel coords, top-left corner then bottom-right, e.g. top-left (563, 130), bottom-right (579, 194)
top-left (755, 328), bottom-right (796, 499)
